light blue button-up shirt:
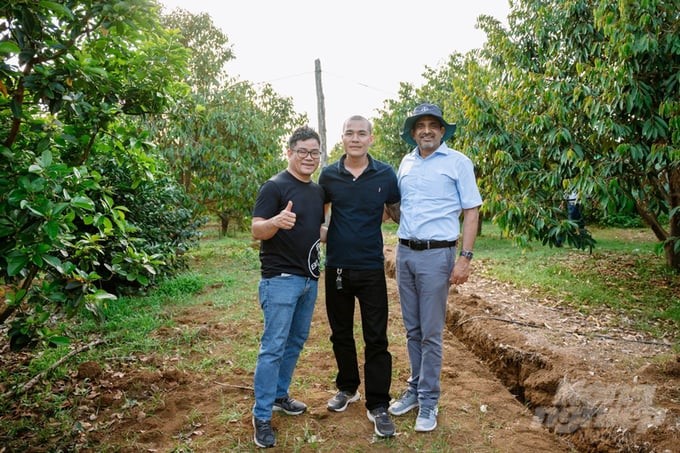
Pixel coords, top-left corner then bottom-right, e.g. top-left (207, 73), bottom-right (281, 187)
top-left (397, 143), bottom-right (482, 241)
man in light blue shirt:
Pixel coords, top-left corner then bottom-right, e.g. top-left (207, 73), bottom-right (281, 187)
top-left (389, 103), bottom-right (482, 432)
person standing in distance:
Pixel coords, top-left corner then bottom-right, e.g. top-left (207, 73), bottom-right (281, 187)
top-left (389, 103), bottom-right (482, 432)
top-left (319, 115), bottom-right (400, 438)
top-left (251, 126), bottom-right (326, 448)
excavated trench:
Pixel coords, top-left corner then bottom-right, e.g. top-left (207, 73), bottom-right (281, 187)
top-left (445, 296), bottom-right (672, 453)
top-left (383, 250), bottom-right (675, 452)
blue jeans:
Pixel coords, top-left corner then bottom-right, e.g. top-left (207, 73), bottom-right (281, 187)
top-left (253, 274), bottom-right (318, 421)
top-left (396, 244), bottom-right (455, 408)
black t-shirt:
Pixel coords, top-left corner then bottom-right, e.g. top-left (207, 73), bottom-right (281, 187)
top-left (252, 170), bottom-right (325, 279)
top-left (319, 155), bottom-right (400, 270)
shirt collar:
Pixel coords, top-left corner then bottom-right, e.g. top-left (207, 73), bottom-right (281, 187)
top-left (338, 153), bottom-right (377, 174)
top-left (412, 142), bottom-right (449, 159)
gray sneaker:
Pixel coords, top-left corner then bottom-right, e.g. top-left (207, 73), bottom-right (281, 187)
top-left (388, 388), bottom-right (418, 415)
top-left (366, 407), bottom-right (396, 437)
top-left (414, 405), bottom-right (438, 432)
top-left (273, 397), bottom-right (307, 415)
top-left (327, 390), bottom-right (360, 412)
top-left (252, 416), bottom-right (276, 448)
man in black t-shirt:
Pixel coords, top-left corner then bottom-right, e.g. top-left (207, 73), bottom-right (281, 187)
top-left (319, 116), bottom-right (400, 438)
top-left (250, 126), bottom-right (325, 449)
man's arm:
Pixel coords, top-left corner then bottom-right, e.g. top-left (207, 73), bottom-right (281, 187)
top-left (320, 202), bottom-right (331, 243)
top-left (450, 206), bottom-right (480, 285)
top-left (383, 202), bottom-right (400, 223)
top-left (252, 200), bottom-right (296, 241)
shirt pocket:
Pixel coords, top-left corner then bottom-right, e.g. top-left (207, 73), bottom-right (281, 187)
top-left (419, 171), bottom-right (455, 199)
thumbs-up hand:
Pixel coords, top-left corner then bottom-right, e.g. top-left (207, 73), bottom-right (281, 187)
top-left (273, 200), bottom-right (296, 230)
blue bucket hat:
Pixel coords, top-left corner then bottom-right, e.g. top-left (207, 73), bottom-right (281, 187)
top-left (400, 103), bottom-right (456, 147)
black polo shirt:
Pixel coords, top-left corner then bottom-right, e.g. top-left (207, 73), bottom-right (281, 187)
top-left (319, 154), bottom-right (400, 270)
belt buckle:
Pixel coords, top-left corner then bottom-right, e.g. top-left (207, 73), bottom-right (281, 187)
top-left (413, 239), bottom-right (427, 250)
top-left (404, 239), bottom-right (429, 250)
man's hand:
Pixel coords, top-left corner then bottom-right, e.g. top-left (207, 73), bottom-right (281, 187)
top-left (450, 257), bottom-right (471, 285)
top-left (252, 201), bottom-right (296, 240)
top-left (271, 201), bottom-right (296, 230)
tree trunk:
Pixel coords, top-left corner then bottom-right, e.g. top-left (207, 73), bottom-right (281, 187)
top-left (666, 209), bottom-right (680, 273)
top-left (0, 304), bottom-right (16, 326)
top-left (664, 242), bottom-right (680, 273)
top-left (0, 265), bottom-right (39, 325)
top-left (633, 196), bottom-right (679, 272)
top-left (218, 212), bottom-right (229, 237)
top-left (668, 168), bottom-right (680, 273)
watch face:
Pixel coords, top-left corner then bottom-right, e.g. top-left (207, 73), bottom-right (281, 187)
top-left (460, 250), bottom-right (473, 259)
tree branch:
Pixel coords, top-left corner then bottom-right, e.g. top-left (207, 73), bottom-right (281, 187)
top-left (0, 264), bottom-right (39, 326)
top-left (1, 338), bottom-right (106, 399)
top-left (213, 381), bottom-right (253, 391)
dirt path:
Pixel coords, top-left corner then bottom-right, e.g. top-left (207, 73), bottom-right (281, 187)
top-left (40, 249), bottom-right (678, 452)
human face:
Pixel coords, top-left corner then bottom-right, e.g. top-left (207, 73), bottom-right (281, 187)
top-left (287, 138), bottom-right (321, 181)
top-left (411, 115), bottom-right (444, 157)
top-left (341, 118), bottom-right (373, 159)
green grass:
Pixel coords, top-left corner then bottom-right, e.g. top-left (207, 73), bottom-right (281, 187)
top-left (469, 222), bottom-right (678, 336)
top-left (1, 224), bottom-right (678, 451)
top-left (0, 232), bottom-right (262, 451)
top-left (383, 220), bottom-right (679, 338)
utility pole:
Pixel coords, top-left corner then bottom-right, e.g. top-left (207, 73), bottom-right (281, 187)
top-left (314, 58), bottom-right (327, 167)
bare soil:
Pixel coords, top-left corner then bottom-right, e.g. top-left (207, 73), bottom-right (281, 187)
top-left (2, 247), bottom-right (679, 452)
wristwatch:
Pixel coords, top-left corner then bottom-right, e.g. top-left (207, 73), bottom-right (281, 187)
top-left (459, 249), bottom-right (474, 260)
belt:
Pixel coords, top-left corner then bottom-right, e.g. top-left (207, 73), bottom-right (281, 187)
top-left (399, 238), bottom-right (457, 251)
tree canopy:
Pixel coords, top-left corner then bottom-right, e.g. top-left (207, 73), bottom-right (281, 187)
top-left (152, 7), bottom-right (307, 235)
top-left (2, 0), bottom-right (678, 351)
top-left (1, 0), bottom-right (195, 348)
top-left (373, 0), bottom-right (679, 271)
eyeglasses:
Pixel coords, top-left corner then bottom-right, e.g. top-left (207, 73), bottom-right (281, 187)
top-left (293, 148), bottom-right (321, 159)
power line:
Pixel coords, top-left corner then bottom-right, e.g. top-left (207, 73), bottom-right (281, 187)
top-left (262, 71), bottom-right (313, 83)
top-left (323, 71), bottom-right (397, 96)
top-left (245, 69), bottom-right (398, 97)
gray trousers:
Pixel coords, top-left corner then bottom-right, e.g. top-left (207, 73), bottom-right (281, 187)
top-left (395, 244), bottom-right (455, 408)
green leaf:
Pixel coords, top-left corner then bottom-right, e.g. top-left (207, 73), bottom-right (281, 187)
top-left (42, 254), bottom-right (62, 269)
top-left (20, 200), bottom-right (47, 218)
top-left (92, 290), bottom-right (117, 301)
top-left (39, 1), bottom-right (75, 19)
top-left (7, 253), bottom-right (29, 277)
top-left (39, 150), bottom-right (53, 167)
top-left (47, 336), bottom-right (71, 347)
top-left (8, 289), bottom-right (27, 305)
top-left (43, 220), bottom-right (60, 239)
top-left (71, 196), bottom-right (95, 211)
top-left (0, 41), bottom-right (20, 54)
top-left (10, 98), bottom-right (22, 118)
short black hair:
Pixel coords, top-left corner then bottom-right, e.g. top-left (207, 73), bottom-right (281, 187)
top-left (343, 115), bottom-right (372, 134)
top-left (288, 126), bottom-right (320, 149)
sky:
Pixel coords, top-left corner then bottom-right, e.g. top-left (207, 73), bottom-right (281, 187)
top-left (159, 0), bottom-right (510, 149)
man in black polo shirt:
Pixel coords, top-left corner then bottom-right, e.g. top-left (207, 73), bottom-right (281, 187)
top-left (319, 115), bottom-right (400, 438)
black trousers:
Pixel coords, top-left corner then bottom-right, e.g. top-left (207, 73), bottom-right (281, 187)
top-left (324, 267), bottom-right (392, 410)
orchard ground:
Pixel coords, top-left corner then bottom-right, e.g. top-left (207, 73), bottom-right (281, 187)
top-left (1, 231), bottom-right (679, 452)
